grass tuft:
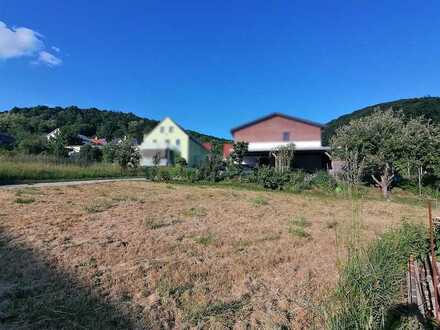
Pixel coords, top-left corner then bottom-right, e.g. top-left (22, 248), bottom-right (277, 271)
top-left (84, 200), bottom-right (114, 213)
top-left (15, 197), bottom-right (35, 204)
top-left (325, 220), bottom-right (428, 329)
top-left (182, 207), bottom-right (208, 217)
top-left (253, 196), bottom-right (269, 206)
top-left (193, 233), bottom-right (215, 246)
top-left (288, 216), bottom-right (311, 238)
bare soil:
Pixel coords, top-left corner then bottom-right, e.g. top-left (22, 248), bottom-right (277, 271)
top-left (0, 182), bottom-right (426, 329)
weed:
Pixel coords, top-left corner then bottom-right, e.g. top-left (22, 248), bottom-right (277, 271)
top-left (253, 195), bottom-right (269, 206)
top-left (325, 220), bottom-right (428, 329)
top-left (143, 217), bottom-right (182, 230)
top-left (193, 233), bottom-right (215, 246)
top-left (0, 156), bottom-right (143, 183)
top-left (289, 216), bottom-right (311, 228)
top-left (288, 226), bottom-right (311, 238)
top-left (183, 207), bottom-right (208, 217)
top-left (84, 200), bottom-right (114, 213)
top-left (288, 216), bottom-right (311, 238)
top-left (15, 188), bottom-right (41, 196)
top-left (15, 197), bottom-right (35, 204)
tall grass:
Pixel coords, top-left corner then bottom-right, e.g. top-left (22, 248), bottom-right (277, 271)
top-left (326, 220), bottom-right (428, 329)
top-left (0, 155), bottom-right (141, 184)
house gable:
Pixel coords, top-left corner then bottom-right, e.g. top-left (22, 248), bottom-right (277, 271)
top-left (139, 117), bottom-right (207, 167)
top-left (231, 113), bottom-right (324, 143)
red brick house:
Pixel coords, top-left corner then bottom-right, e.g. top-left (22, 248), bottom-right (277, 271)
top-left (231, 113), bottom-right (331, 171)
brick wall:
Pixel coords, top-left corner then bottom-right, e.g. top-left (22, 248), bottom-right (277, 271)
top-left (233, 115), bottom-right (322, 142)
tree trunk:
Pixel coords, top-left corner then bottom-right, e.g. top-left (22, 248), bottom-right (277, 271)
top-left (372, 163), bottom-right (394, 199)
top-left (418, 166), bottom-right (423, 196)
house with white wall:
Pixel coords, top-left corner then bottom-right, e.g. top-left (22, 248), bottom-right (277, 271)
top-left (139, 117), bottom-right (207, 167)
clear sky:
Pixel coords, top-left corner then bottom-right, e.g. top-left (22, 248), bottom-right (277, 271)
top-left (1, 1), bottom-right (439, 139)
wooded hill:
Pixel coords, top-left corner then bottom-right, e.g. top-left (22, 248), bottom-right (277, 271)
top-left (0, 106), bottom-right (231, 146)
top-left (322, 97), bottom-right (440, 145)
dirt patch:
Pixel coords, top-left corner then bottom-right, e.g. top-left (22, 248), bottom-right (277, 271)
top-left (0, 181), bottom-right (426, 329)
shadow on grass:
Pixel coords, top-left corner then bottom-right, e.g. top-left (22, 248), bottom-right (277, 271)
top-left (384, 303), bottom-right (435, 330)
top-left (0, 228), bottom-right (137, 329)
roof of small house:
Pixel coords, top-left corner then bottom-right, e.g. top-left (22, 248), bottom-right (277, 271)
top-left (230, 112), bottom-right (326, 134)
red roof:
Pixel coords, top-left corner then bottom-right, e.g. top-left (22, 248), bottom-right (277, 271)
top-left (202, 142), bottom-right (234, 158)
top-left (223, 143), bottom-right (233, 158)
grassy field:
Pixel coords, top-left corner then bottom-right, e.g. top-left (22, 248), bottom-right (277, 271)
top-left (0, 158), bottom-right (142, 184)
top-left (0, 181), bottom-right (430, 329)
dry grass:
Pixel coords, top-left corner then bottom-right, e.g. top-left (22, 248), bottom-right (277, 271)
top-left (0, 182), bottom-right (428, 329)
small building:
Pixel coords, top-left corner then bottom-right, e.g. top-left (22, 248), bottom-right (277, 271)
top-left (139, 117), bottom-right (208, 167)
top-left (46, 128), bottom-right (61, 140)
top-left (231, 113), bottom-right (331, 171)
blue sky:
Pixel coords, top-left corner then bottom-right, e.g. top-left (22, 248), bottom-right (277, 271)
top-left (1, 1), bottom-right (439, 139)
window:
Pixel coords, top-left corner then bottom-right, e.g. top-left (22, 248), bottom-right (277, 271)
top-left (282, 132), bottom-right (290, 141)
top-left (176, 138), bottom-right (180, 146)
top-left (169, 126), bottom-right (174, 133)
top-left (160, 126), bottom-right (164, 133)
top-left (152, 139), bottom-right (157, 143)
top-left (165, 139), bottom-right (170, 145)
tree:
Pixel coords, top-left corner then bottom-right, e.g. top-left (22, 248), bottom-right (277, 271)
top-left (102, 143), bottom-right (118, 163)
top-left (115, 139), bottom-right (140, 171)
top-left (175, 153), bottom-right (188, 167)
top-left (78, 144), bottom-right (102, 163)
top-left (230, 141), bottom-right (249, 166)
top-left (331, 110), bottom-right (404, 198)
top-left (17, 134), bottom-right (47, 155)
top-left (271, 143), bottom-right (295, 173)
top-left (397, 117), bottom-right (440, 195)
top-left (200, 141), bottom-right (224, 181)
top-left (47, 132), bottom-right (68, 158)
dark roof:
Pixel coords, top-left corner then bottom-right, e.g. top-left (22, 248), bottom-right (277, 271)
top-left (230, 112), bottom-right (326, 134)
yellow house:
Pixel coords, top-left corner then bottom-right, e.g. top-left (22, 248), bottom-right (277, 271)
top-left (139, 117), bottom-right (208, 167)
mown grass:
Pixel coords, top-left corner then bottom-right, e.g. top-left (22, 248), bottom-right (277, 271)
top-left (0, 159), bottom-right (141, 184)
top-left (325, 220), bottom-right (428, 329)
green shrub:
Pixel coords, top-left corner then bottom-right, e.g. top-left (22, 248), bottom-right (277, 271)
top-left (254, 166), bottom-right (289, 190)
top-left (286, 170), bottom-right (311, 192)
top-left (253, 196), bottom-right (269, 206)
top-left (326, 221), bottom-right (428, 329)
top-left (309, 171), bottom-right (337, 192)
top-left (157, 167), bottom-right (172, 181)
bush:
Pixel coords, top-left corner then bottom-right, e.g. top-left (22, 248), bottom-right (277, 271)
top-left (285, 170), bottom-right (311, 193)
top-left (309, 171), bottom-right (337, 192)
top-left (253, 166), bottom-right (289, 190)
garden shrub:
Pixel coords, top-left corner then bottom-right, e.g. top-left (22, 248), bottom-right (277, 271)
top-left (252, 166), bottom-right (289, 190)
top-left (285, 170), bottom-right (311, 193)
top-left (309, 170), bottom-right (337, 192)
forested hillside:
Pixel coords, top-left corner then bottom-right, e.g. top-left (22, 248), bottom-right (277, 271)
top-left (0, 106), bottom-right (230, 151)
top-left (323, 97), bottom-right (440, 145)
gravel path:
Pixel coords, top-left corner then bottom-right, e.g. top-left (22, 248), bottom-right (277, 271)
top-left (0, 178), bottom-right (146, 189)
